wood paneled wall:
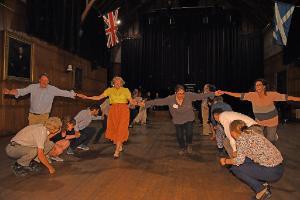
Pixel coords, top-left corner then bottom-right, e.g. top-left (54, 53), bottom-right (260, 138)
top-left (0, 30), bottom-right (107, 135)
top-left (0, 0), bottom-right (27, 32)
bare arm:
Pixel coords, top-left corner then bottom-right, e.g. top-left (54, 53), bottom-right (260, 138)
top-left (37, 148), bottom-right (55, 174)
top-left (77, 93), bottom-right (106, 101)
top-left (223, 91), bottom-right (242, 98)
top-left (288, 96), bottom-right (300, 101)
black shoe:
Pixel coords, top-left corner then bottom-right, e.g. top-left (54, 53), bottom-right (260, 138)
top-left (25, 161), bottom-right (42, 172)
top-left (11, 162), bottom-right (28, 177)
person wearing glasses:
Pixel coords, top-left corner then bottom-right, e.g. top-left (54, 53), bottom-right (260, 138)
top-left (140, 84), bottom-right (222, 155)
top-left (222, 79), bottom-right (300, 143)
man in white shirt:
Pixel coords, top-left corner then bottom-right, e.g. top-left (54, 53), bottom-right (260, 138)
top-left (212, 109), bottom-right (260, 158)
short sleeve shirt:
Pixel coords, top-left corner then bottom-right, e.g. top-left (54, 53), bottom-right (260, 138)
top-left (103, 87), bottom-right (131, 104)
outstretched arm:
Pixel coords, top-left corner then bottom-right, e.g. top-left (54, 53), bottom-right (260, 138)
top-left (141, 96), bottom-right (171, 108)
top-left (288, 96), bottom-right (300, 101)
top-left (223, 91), bottom-right (242, 98)
top-left (77, 93), bottom-right (106, 101)
top-left (2, 88), bottom-right (18, 96)
top-left (2, 84), bottom-right (33, 98)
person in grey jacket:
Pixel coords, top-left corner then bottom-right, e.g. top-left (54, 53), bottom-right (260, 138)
top-left (140, 84), bottom-right (222, 155)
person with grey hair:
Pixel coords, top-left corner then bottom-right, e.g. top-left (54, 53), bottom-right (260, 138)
top-left (6, 117), bottom-right (63, 176)
top-left (77, 76), bottom-right (137, 159)
top-left (2, 73), bottom-right (77, 125)
top-left (140, 84), bottom-right (222, 155)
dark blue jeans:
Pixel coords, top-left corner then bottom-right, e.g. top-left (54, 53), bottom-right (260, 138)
top-left (70, 127), bottom-right (96, 149)
top-left (230, 158), bottom-right (284, 193)
top-left (174, 121), bottom-right (193, 149)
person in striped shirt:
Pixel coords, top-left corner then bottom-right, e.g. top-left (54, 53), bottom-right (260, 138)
top-left (222, 78), bottom-right (300, 143)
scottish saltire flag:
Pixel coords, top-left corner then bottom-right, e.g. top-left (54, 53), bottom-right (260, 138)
top-left (273, 1), bottom-right (295, 46)
top-left (103, 9), bottom-right (119, 48)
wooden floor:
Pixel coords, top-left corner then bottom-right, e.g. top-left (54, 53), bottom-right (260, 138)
top-left (0, 111), bottom-right (300, 200)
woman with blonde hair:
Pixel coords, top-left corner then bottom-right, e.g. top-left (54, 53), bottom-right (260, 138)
top-left (77, 76), bottom-right (136, 158)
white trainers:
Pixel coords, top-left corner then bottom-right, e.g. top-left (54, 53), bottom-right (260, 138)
top-left (77, 144), bottom-right (90, 151)
top-left (50, 156), bottom-right (64, 162)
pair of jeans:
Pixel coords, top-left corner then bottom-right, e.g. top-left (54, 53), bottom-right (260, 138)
top-left (70, 127), bottom-right (96, 149)
top-left (174, 121), bottom-right (193, 149)
top-left (230, 158), bottom-right (284, 193)
top-left (129, 108), bottom-right (139, 125)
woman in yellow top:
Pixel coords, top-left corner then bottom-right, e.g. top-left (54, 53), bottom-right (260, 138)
top-left (78, 76), bottom-right (136, 158)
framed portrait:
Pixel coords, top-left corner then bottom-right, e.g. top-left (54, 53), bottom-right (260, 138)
top-left (3, 31), bottom-right (34, 81)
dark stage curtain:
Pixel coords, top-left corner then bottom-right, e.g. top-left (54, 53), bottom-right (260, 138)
top-left (26, 0), bottom-right (110, 68)
top-left (121, 9), bottom-right (264, 94)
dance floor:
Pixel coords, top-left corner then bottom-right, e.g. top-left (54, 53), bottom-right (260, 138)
top-left (0, 111), bottom-right (299, 200)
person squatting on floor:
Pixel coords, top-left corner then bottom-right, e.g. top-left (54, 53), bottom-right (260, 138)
top-left (219, 120), bottom-right (284, 200)
top-left (66, 104), bottom-right (102, 155)
top-left (6, 117), bottom-right (63, 176)
top-left (49, 117), bottom-right (80, 161)
top-left (140, 84), bottom-right (222, 155)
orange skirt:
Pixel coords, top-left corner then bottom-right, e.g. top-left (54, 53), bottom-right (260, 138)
top-left (105, 103), bottom-right (130, 144)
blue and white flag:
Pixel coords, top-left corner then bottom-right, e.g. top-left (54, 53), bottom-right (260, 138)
top-left (273, 1), bottom-right (295, 46)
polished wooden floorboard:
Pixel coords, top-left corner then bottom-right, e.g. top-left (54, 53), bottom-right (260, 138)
top-left (0, 112), bottom-right (299, 200)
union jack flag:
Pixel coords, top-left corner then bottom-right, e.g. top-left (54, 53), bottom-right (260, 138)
top-left (103, 9), bottom-right (119, 48)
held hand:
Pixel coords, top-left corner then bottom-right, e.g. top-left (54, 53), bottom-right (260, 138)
top-left (2, 88), bottom-right (10, 95)
top-left (131, 99), bottom-right (138, 106)
top-left (76, 93), bottom-right (88, 99)
top-left (215, 90), bottom-right (224, 96)
top-left (219, 158), bottom-right (226, 166)
top-left (138, 101), bottom-right (145, 107)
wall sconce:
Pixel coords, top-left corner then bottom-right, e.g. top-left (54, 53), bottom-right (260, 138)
top-left (66, 64), bottom-right (73, 72)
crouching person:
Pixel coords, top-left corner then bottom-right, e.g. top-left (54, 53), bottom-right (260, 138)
top-left (220, 120), bottom-right (284, 200)
top-left (49, 117), bottom-right (79, 161)
top-left (67, 104), bottom-right (101, 154)
top-left (6, 117), bottom-right (62, 176)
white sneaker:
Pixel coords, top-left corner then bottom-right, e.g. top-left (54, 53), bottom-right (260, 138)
top-left (77, 144), bottom-right (90, 151)
top-left (50, 156), bottom-right (64, 162)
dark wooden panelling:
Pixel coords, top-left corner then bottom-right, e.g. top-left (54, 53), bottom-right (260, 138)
top-left (0, 30), bottom-right (107, 135)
